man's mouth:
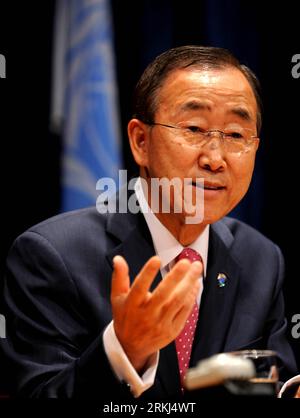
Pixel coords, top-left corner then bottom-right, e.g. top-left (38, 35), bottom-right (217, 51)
top-left (191, 181), bottom-right (225, 191)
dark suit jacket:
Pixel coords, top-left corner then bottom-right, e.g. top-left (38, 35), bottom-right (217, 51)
top-left (0, 204), bottom-right (297, 399)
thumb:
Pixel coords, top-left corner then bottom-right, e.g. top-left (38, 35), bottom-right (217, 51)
top-left (111, 255), bottom-right (130, 300)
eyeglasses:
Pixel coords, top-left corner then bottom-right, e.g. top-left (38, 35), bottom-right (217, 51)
top-left (147, 122), bottom-right (259, 153)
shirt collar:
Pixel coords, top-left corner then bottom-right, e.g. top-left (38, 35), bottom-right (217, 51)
top-left (134, 177), bottom-right (209, 275)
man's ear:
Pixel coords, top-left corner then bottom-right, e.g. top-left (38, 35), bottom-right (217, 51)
top-left (127, 119), bottom-right (149, 167)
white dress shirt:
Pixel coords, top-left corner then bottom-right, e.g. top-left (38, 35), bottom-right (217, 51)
top-left (103, 177), bottom-right (210, 397)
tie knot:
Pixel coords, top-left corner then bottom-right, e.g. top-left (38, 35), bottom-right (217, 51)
top-left (176, 248), bottom-right (202, 263)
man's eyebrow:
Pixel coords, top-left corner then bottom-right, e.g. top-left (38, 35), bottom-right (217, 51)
top-left (180, 100), bottom-right (211, 112)
top-left (179, 101), bottom-right (254, 122)
top-left (228, 107), bottom-right (253, 122)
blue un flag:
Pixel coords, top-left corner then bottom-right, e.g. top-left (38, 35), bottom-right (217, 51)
top-left (52, 0), bottom-right (122, 211)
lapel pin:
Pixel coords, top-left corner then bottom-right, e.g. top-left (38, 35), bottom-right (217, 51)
top-left (217, 273), bottom-right (227, 288)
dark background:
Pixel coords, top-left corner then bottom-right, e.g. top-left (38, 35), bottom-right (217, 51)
top-left (0, 0), bottom-right (299, 379)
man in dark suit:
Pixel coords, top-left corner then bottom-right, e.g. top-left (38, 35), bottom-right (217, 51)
top-left (0, 46), bottom-right (298, 399)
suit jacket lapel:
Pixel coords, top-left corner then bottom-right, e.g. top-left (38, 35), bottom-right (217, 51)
top-left (104, 185), bottom-right (157, 283)
top-left (191, 220), bottom-right (241, 366)
top-left (106, 210), bottom-right (157, 285)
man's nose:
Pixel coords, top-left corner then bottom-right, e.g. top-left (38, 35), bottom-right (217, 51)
top-left (197, 133), bottom-right (227, 172)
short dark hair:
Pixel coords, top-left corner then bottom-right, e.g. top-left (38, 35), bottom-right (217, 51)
top-left (132, 45), bottom-right (262, 134)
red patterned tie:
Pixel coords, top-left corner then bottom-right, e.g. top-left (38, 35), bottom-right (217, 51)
top-left (175, 248), bottom-right (201, 390)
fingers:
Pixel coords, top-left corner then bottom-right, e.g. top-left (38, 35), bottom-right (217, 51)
top-left (111, 255), bottom-right (202, 354)
top-left (152, 259), bottom-right (203, 305)
top-left (111, 254), bottom-right (202, 334)
top-left (171, 279), bottom-right (201, 334)
top-left (161, 261), bottom-right (202, 322)
top-left (129, 256), bottom-right (161, 305)
top-left (111, 255), bottom-right (130, 299)
top-left (111, 255), bottom-right (161, 306)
